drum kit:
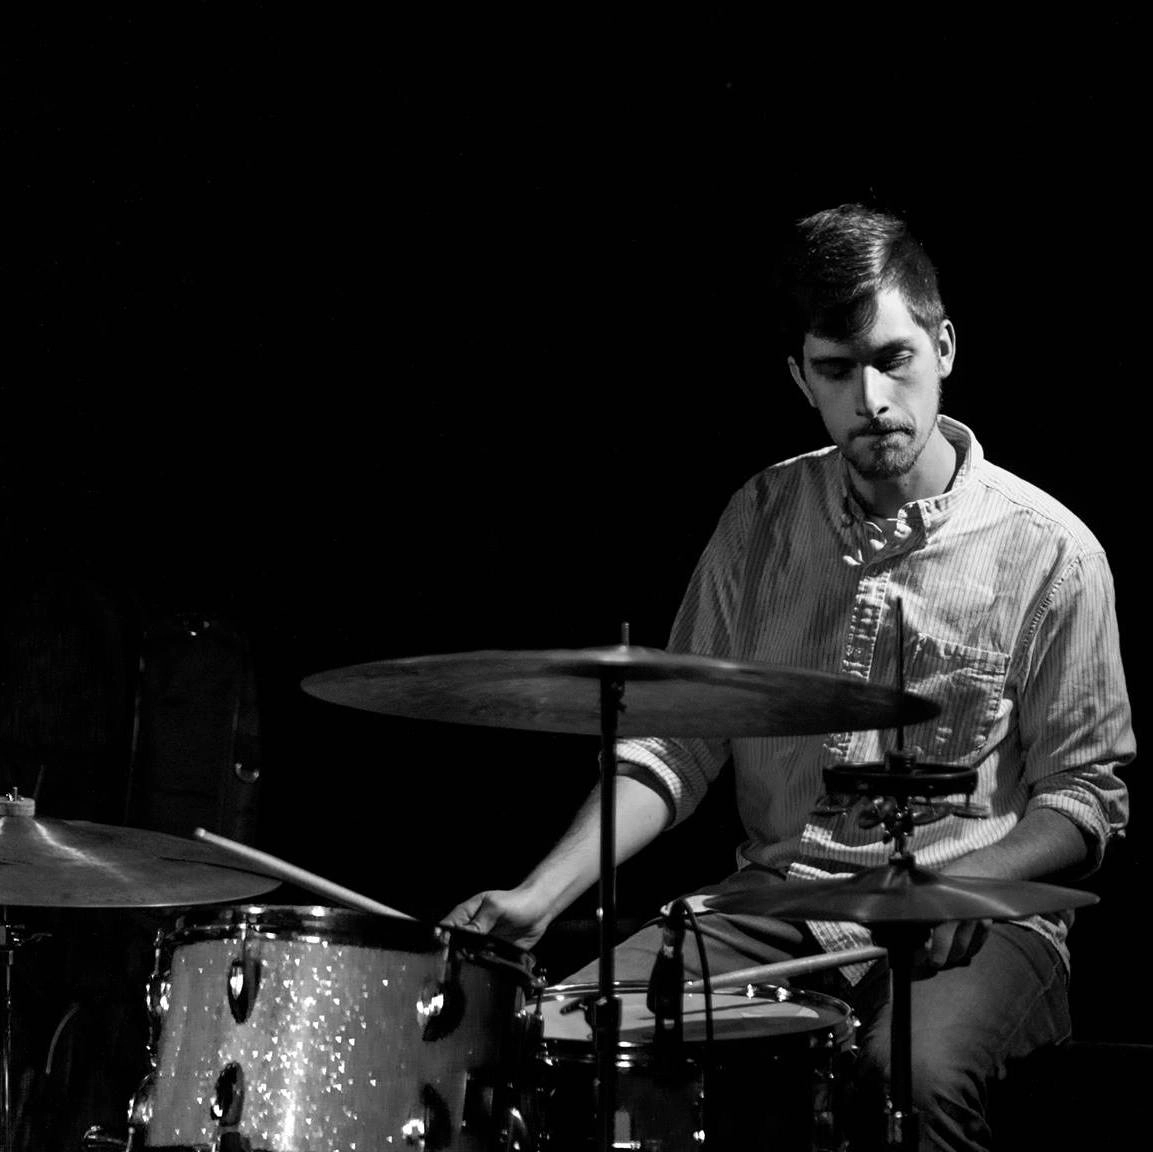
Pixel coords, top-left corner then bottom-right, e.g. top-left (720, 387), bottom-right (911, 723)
top-left (2, 636), bottom-right (1098, 1151)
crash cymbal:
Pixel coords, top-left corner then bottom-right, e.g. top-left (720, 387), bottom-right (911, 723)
top-left (300, 646), bottom-right (940, 738)
top-left (0, 800), bottom-right (281, 908)
top-left (702, 863), bottom-right (1098, 924)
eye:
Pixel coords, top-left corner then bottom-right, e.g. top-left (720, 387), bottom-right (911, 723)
top-left (817, 361), bottom-right (854, 382)
top-left (878, 353), bottom-right (914, 374)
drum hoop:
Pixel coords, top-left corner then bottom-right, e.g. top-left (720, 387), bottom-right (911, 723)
top-left (538, 979), bottom-right (853, 1051)
top-left (160, 903), bottom-right (534, 980)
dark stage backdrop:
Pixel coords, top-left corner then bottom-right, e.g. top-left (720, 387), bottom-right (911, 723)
top-left (0, 11), bottom-right (1146, 1141)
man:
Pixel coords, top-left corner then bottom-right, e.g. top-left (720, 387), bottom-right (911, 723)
top-left (445, 204), bottom-right (1133, 1149)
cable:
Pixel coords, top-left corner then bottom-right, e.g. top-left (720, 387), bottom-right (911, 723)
top-left (680, 901), bottom-right (715, 1141)
top-left (681, 902), bottom-right (713, 1048)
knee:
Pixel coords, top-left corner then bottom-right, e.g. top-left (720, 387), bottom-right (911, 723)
top-left (909, 1043), bottom-right (987, 1137)
top-left (906, 1022), bottom-right (973, 1093)
top-left (852, 1033), bottom-right (991, 1149)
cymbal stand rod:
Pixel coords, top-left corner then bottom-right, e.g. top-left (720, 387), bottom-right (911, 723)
top-left (874, 920), bottom-right (921, 1150)
top-left (873, 765), bottom-right (920, 1151)
top-left (894, 596), bottom-right (907, 753)
top-left (593, 671), bottom-right (625, 1152)
top-left (1, 908), bottom-right (13, 1152)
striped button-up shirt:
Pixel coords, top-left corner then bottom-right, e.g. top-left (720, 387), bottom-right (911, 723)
top-left (619, 416), bottom-right (1133, 971)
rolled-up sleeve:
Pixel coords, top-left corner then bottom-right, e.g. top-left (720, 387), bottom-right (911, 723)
top-left (616, 488), bottom-right (752, 825)
top-left (1018, 550), bottom-right (1134, 866)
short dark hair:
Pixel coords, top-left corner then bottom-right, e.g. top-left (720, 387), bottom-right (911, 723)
top-left (779, 204), bottom-right (945, 360)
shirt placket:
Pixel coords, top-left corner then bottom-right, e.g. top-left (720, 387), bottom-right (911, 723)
top-left (827, 544), bottom-right (893, 763)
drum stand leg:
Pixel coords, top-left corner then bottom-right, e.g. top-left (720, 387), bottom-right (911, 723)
top-left (592, 670), bottom-right (625, 1152)
top-left (0, 909), bottom-right (49, 1152)
top-left (1, 909), bottom-right (21, 1152)
top-left (2, 925), bottom-right (10, 1152)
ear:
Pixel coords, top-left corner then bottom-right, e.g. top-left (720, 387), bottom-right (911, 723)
top-left (789, 356), bottom-right (817, 407)
top-left (936, 319), bottom-right (957, 380)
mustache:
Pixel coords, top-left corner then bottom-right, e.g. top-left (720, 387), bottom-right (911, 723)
top-left (854, 419), bottom-right (913, 438)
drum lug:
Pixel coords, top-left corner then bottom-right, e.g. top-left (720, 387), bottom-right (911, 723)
top-left (211, 1061), bottom-right (246, 1127)
top-left (416, 979), bottom-right (447, 1026)
top-left (848, 1013), bottom-right (861, 1053)
top-left (401, 1084), bottom-right (452, 1149)
top-left (462, 1070), bottom-right (528, 1147)
top-left (145, 931), bottom-right (171, 1061)
top-left (416, 978), bottom-right (463, 1039)
top-left (497, 1104), bottom-right (529, 1151)
top-left (210, 1062), bottom-right (254, 1150)
top-left (227, 947), bottom-right (262, 1023)
top-left (145, 971), bottom-right (170, 1059)
top-left (80, 1125), bottom-right (127, 1150)
top-left (126, 1073), bottom-right (155, 1146)
top-left (146, 970), bottom-right (170, 1020)
top-left (400, 1115), bottom-right (427, 1149)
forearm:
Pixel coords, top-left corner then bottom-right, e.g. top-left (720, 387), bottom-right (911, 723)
top-left (941, 807), bottom-right (1092, 882)
top-left (517, 775), bottom-right (670, 920)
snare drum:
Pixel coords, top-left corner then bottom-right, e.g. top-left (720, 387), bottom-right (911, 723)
top-left (525, 980), bottom-right (855, 1151)
top-left (128, 905), bottom-right (534, 1151)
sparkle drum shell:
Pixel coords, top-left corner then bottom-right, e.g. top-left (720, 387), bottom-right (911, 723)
top-left (526, 980), bottom-right (855, 1151)
top-left (129, 905), bottom-right (534, 1151)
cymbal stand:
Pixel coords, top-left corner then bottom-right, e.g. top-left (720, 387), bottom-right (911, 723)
top-left (872, 795), bottom-right (922, 1151)
top-left (1, 911), bottom-right (11, 1152)
top-left (591, 665), bottom-right (625, 1152)
top-left (0, 908), bottom-right (49, 1152)
top-left (2, 791), bottom-right (48, 1152)
top-left (860, 762), bottom-right (976, 1151)
top-left (822, 752), bottom-right (980, 1150)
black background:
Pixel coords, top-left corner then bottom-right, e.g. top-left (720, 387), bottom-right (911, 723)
top-left (0, 8), bottom-right (1147, 1138)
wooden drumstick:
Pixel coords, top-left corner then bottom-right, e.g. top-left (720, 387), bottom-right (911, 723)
top-left (684, 944), bottom-right (886, 992)
top-left (193, 827), bottom-right (417, 921)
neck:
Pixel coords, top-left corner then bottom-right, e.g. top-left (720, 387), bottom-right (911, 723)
top-left (850, 427), bottom-right (958, 519)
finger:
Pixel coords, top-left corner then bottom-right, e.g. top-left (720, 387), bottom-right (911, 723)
top-left (440, 894), bottom-right (487, 929)
top-left (927, 923), bottom-right (955, 970)
top-left (909, 927), bottom-right (937, 977)
top-left (947, 921), bottom-right (977, 966)
top-left (955, 918), bottom-right (991, 964)
top-left (934, 918), bottom-right (993, 969)
top-left (921, 921), bottom-right (971, 971)
top-left (973, 917), bottom-right (992, 952)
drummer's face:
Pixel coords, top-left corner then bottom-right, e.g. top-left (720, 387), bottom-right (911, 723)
top-left (789, 288), bottom-right (955, 482)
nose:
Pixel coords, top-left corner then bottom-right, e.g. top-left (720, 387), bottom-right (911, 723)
top-left (856, 365), bottom-right (890, 418)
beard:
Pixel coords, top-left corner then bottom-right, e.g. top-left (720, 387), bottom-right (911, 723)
top-left (843, 423), bottom-right (929, 479)
top-left (841, 384), bottom-right (941, 480)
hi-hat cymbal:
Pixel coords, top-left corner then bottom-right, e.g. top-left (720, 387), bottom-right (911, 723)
top-left (0, 810), bottom-right (282, 908)
top-left (300, 646), bottom-right (940, 738)
top-left (703, 864), bottom-right (1098, 924)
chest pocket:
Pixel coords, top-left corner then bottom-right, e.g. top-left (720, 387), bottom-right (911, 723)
top-left (902, 632), bottom-right (1010, 764)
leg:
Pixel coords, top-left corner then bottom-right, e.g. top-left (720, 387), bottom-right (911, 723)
top-left (561, 867), bottom-right (819, 985)
top-left (847, 923), bottom-right (1071, 1151)
top-left (562, 867), bottom-right (816, 987)
top-left (562, 912), bottom-right (814, 985)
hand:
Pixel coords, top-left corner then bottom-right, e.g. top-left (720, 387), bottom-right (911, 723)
top-left (440, 888), bottom-right (554, 951)
top-left (912, 918), bottom-right (991, 978)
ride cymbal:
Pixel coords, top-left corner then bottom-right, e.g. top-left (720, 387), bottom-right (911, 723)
top-left (300, 646), bottom-right (940, 738)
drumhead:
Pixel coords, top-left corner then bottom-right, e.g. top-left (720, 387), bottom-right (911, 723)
top-left (161, 904), bottom-right (533, 976)
top-left (540, 980), bottom-right (851, 1046)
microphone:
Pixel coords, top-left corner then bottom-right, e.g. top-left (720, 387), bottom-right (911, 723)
top-left (646, 898), bottom-right (687, 1047)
